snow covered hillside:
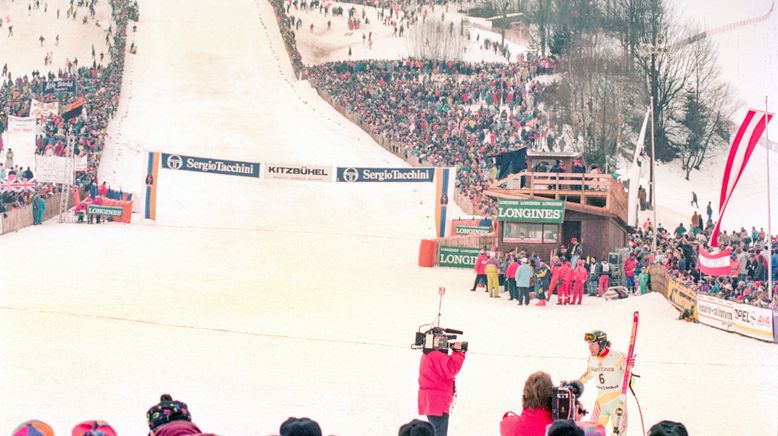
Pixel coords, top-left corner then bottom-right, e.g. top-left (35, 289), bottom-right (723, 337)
top-left (0, 1), bottom-right (776, 435)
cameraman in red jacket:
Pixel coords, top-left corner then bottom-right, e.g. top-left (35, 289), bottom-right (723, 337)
top-left (418, 340), bottom-right (466, 436)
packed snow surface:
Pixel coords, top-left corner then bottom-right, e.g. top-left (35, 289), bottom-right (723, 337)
top-left (1, 0), bottom-right (777, 435)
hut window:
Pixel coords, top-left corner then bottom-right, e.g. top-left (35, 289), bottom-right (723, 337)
top-left (503, 222), bottom-right (558, 243)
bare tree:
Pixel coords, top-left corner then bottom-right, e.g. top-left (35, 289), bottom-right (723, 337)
top-left (407, 17), bottom-right (467, 62)
top-left (677, 32), bottom-right (735, 179)
top-left (549, 31), bottom-right (642, 169)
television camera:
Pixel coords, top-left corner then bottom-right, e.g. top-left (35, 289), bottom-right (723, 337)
top-left (411, 287), bottom-right (468, 353)
top-left (551, 380), bottom-right (587, 420)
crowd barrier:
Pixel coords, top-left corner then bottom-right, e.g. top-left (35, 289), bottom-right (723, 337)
top-left (648, 265), bottom-right (777, 343)
top-left (0, 189), bottom-right (76, 234)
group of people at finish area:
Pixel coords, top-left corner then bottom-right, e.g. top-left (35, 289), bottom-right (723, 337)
top-left (417, 326), bottom-right (685, 436)
top-left (470, 239), bottom-right (612, 306)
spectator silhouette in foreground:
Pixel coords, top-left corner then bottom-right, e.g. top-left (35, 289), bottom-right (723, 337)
top-left (648, 420), bottom-right (689, 436)
top-left (146, 394), bottom-right (218, 436)
top-left (547, 420), bottom-right (584, 436)
top-left (279, 417), bottom-right (322, 436)
top-left (398, 419), bottom-right (434, 436)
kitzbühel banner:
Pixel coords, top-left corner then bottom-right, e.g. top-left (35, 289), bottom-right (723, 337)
top-left (264, 162), bottom-right (331, 181)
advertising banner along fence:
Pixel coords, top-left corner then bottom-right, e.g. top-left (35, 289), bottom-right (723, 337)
top-left (336, 167), bottom-right (435, 183)
top-left (497, 199), bottom-right (565, 223)
top-left (731, 304), bottom-right (774, 342)
top-left (264, 162), bottom-right (331, 181)
top-left (160, 153), bottom-right (260, 178)
top-left (438, 246), bottom-right (480, 268)
top-left (666, 280), bottom-right (698, 317)
top-left (455, 225), bottom-right (492, 235)
top-left (87, 205), bottom-right (123, 217)
top-left (696, 294), bottom-right (735, 332)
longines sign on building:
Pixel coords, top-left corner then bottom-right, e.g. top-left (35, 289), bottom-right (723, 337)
top-left (497, 199), bottom-right (565, 224)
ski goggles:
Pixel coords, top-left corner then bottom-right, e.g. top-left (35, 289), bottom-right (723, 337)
top-left (584, 333), bottom-right (596, 342)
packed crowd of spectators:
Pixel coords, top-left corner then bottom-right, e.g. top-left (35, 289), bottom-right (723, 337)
top-left (0, 0), bottom-right (133, 214)
top-left (267, 0), bottom-right (558, 215)
top-left (270, 0), bottom-right (306, 77)
top-left (631, 215), bottom-right (778, 310)
top-left (307, 58), bottom-right (555, 214)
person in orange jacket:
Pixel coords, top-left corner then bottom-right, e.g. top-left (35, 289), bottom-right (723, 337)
top-left (571, 260), bottom-right (588, 305)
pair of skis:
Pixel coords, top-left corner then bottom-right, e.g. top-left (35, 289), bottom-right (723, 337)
top-left (614, 311), bottom-right (642, 435)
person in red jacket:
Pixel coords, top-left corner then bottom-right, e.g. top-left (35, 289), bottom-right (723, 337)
top-left (500, 371), bottom-right (554, 436)
top-left (470, 250), bottom-right (488, 291)
top-left (571, 260), bottom-right (588, 305)
top-left (624, 255), bottom-right (637, 292)
top-left (557, 261), bottom-right (572, 305)
top-left (546, 257), bottom-right (562, 301)
top-left (505, 256), bottom-right (519, 301)
top-left (418, 338), bottom-right (466, 436)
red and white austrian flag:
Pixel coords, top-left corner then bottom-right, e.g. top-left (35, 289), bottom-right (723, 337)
top-left (711, 109), bottom-right (773, 247)
top-left (698, 247), bottom-right (732, 276)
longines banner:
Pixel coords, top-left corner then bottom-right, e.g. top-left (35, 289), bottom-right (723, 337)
top-left (497, 199), bottom-right (565, 224)
top-left (264, 162), bottom-right (331, 181)
top-left (335, 167), bottom-right (435, 183)
top-left (160, 153), bottom-right (260, 178)
top-left (438, 246), bottom-right (480, 268)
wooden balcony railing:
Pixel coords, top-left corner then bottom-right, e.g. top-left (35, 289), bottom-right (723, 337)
top-left (489, 171), bottom-right (628, 222)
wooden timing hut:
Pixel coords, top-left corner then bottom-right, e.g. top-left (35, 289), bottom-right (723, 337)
top-left (484, 151), bottom-right (629, 262)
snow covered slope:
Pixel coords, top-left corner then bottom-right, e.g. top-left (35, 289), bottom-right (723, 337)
top-left (0, 1), bottom-right (776, 435)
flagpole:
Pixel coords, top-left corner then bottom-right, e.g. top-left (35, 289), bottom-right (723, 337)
top-left (651, 95), bottom-right (657, 252)
top-left (765, 96), bottom-right (773, 300)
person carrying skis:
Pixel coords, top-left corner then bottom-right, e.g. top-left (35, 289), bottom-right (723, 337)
top-left (572, 330), bottom-right (633, 435)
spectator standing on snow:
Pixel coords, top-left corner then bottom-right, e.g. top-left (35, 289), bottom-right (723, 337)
top-left (516, 258), bottom-right (533, 305)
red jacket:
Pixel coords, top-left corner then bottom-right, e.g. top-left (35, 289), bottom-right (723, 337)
top-left (474, 254), bottom-right (488, 275)
top-left (500, 408), bottom-right (553, 436)
top-left (560, 263), bottom-right (573, 282)
top-left (573, 266), bottom-right (588, 283)
top-left (418, 350), bottom-right (466, 416)
top-left (506, 261), bottom-right (519, 279)
top-left (624, 257), bottom-right (637, 277)
top-left (151, 420), bottom-right (218, 436)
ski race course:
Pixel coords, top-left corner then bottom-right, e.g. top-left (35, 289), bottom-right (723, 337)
top-left (1, 0), bottom-right (777, 435)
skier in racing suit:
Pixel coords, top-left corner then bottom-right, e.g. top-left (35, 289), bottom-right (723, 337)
top-left (577, 330), bottom-right (631, 435)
